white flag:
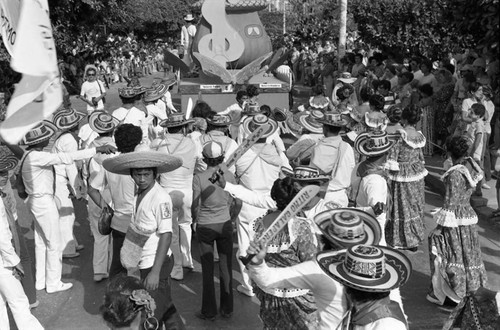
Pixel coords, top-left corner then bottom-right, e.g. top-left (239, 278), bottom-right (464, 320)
top-left (0, 0), bottom-right (61, 144)
top-left (0, 0), bottom-right (21, 56)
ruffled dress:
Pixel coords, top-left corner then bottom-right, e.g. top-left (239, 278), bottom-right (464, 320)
top-left (385, 129), bottom-right (428, 249)
top-left (428, 158), bottom-right (487, 304)
top-left (252, 213), bottom-right (319, 330)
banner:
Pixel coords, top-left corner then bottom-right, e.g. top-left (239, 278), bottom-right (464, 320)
top-left (0, 0), bottom-right (21, 56)
top-left (0, 0), bottom-right (62, 144)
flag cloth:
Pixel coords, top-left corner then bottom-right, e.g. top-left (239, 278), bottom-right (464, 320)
top-left (0, 0), bottom-right (62, 144)
top-left (0, 0), bottom-right (21, 57)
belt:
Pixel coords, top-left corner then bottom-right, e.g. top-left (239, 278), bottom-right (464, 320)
top-left (260, 286), bottom-right (310, 298)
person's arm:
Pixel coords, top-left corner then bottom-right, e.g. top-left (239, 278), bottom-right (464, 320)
top-left (219, 176), bottom-right (277, 210)
top-left (78, 84), bottom-right (94, 106)
top-left (29, 145), bottom-right (115, 167)
top-left (461, 99), bottom-right (473, 123)
top-left (472, 131), bottom-right (483, 161)
top-left (191, 175), bottom-right (201, 229)
top-left (0, 203), bottom-right (20, 268)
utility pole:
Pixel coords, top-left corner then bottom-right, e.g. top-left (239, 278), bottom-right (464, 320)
top-left (338, 0), bottom-right (347, 68)
top-left (282, 0), bottom-right (286, 35)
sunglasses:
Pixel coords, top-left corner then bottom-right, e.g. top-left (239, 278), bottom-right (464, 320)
top-left (87, 73), bottom-right (96, 76)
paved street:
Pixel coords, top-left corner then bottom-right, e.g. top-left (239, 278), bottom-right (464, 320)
top-left (11, 72), bottom-right (500, 329)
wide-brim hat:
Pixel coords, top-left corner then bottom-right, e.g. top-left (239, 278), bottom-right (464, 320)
top-left (316, 244), bottom-right (412, 292)
top-left (184, 14), bottom-right (194, 21)
top-left (162, 75), bottom-right (177, 87)
top-left (119, 86), bottom-right (147, 98)
top-left (338, 72), bottom-right (356, 84)
top-left (89, 111), bottom-right (120, 134)
top-left (144, 84), bottom-right (168, 102)
top-left (159, 113), bottom-right (194, 128)
top-left (314, 208), bottom-right (381, 248)
top-left (206, 114), bottom-right (232, 126)
top-left (298, 110), bottom-right (324, 134)
top-left (23, 120), bottom-right (57, 145)
top-left (102, 144), bottom-right (183, 175)
top-left (242, 113), bottom-right (278, 139)
top-left (317, 112), bottom-right (347, 127)
top-left (282, 165), bottom-right (330, 182)
top-left (0, 146), bottom-right (18, 171)
top-left (52, 108), bottom-right (85, 131)
top-left (354, 130), bottom-right (396, 157)
top-left (243, 102), bottom-right (261, 116)
top-left (309, 96), bottom-right (330, 110)
top-left (365, 112), bottom-right (389, 130)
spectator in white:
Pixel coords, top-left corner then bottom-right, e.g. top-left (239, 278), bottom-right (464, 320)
top-left (331, 72), bottom-right (358, 107)
top-left (143, 84), bottom-right (169, 142)
top-left (151, 114), bottom-right (197, 281)
top-left (472, 57), bottom-right (490, 86)
top-left (181, 14), bottom-right (197, 68)
top-left (381, 64), bottom-right (398, 90)
top-left (409, 57), bottom-right (423, 82)
top-left (219, 90), bottom-right (249, 140)
top-left (351, 53), bottom-right (366, 78)
top-left (102, 145), bottom-right (185, 329)
top-left (310, 113), bottom-right (355, 207)
top-left (155, 75), bottom-right (178, 116)
top-left (85, 111), bottom-right (120, 282)
top-left (79, 65), bottom-right (106, 114)
top-left (416, 59), bottom-right (438, 90)
top-left (0, 172), bottom-right (44, 330)
top-left (4, 121), bottom-right (115, 294)
top-left (112, 86), bottom-right (148, 141)
top-left (51, 108), bottom-right (86, 259)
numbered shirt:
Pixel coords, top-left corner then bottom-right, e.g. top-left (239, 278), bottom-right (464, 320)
top-left (132, 183), bottom-right (173, 269)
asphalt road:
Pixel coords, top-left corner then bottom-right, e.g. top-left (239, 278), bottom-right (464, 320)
top-left (10, 72), bottom-right (500, 330)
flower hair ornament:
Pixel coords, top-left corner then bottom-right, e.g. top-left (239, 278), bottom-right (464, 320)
top-left (129, 289), bottom-right (159, 330)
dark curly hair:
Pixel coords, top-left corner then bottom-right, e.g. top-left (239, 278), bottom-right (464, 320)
top-left (336, 85), bottom-right (353, 101)
top-left (312, 84), bottom-right (324, 96)
top-left (446, 136), bottom-right (469, 160)
top-left (418, 84), bottom-right (433, 97)
top-left (359, 86), bottom-right (374, 103)
top-left (387, 106), bottom-right (402, 124)
top-left (192, 101), bottom-right (214, 119)
top-left (369, 94), bottom-right (385, 112)
top-left (114, 124), bottom-right (142, 153)
top-left (401, 105), bottom-right (421, 126)
top-left (246, 85), bottom-right (260, 98)
top-left (270, 177), bottom-right (297, 211)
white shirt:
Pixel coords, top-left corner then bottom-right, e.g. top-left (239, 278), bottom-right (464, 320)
top-left (78, 123), bottom-right (99, 149)
top-left (249, 260), bottom-right (347, 330)
top-left (52, 133), bottom-right (79, 193)
top-left (80, 80), bottom-right (106, 112)
top-left (112, 106), bottom-right (148, 142)
top-left (0, 200), bottom-right (19, 269)
top-left (132, 183), bottom-right (173, 269)
top-left (22, 148), bottom-right (96, 197)
top-left (483, 100), bottom-right (494, 135)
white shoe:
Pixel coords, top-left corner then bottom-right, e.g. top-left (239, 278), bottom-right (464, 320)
top-left (47, 282), bottom-right (73, 293)
top-left (236, 284), bottom-right (254, 297)
top-left (171, 267), bottom-right (183, 281)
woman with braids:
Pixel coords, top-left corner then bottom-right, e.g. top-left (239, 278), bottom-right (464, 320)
top-left (385, 106), bottom-right (427, 251)
top-left (427, 136), bottom-right (487, 306)
top-left (251, 176), bottom-right (318, 329)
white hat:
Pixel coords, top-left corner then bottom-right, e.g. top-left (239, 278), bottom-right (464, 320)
top-left (202, 141), bottom-right (224, 159)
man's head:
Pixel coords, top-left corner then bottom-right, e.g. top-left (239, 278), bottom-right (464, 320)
top-left (86, 68), bottom-right (97, 82)
top-left (130, 167), bottom-right (157, 191)
top-left (114, 124), bottom-right (142, 153)
top-left (202, 141), bottom-right (225, 167)
top-left (376, 80), bottom-right (391, 96)
top-left (236, 90), bottom-right (249, 106)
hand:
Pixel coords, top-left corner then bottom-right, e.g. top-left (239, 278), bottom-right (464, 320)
top-left (212, 168), bottom-right (226, 188)
top-left (96, 145), bottom-right (116, 154)
top-left (247, 241), bottom-right (267, 265)
top-left (143, 270), bottom-right (160, 291)
top-left (372, 202), bottom-right (385, 216)
top-left (15, 263), bottom-right (24, 276)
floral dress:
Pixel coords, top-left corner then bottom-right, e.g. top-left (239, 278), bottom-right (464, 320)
top-left (252, 213), bottom-right (319, 330)
top-left (385, 129), bottom-right (428, 249)
top-left (428, 158), bottom-right (487, 304)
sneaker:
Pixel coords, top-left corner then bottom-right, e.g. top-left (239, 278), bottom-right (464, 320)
top-left (426, 293), bottom-right (443, 306)
top-left (236, 284), bottom-right (254, 297)
top-left (47, 282), bottom-right (73, 294)
top-left (195, 311), bottom-right (216, 321)
top-left (29, 300), bottom-right (40, 310)
top-left (482, 183), bottom-right (491, 189)
top-left (63, 252), bottom-right (80, 259)
top-left (93, 274), bottom-right (109, 282)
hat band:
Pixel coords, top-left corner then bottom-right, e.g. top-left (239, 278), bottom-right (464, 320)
top-left (344, 255), bottom-right (385, 279)
top-left (95, 121), bottom-right (114, 131)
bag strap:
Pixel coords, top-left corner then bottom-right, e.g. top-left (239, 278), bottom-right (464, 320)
top-left (236, 148), bottom-right (263, 180)
top-left (97, 80), bottom-right (103, 96)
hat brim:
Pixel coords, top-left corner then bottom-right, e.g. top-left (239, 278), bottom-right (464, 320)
top-left (89, 112), bottom-right (120, 134)
top-left (338, 78), bottom-right (357, 84)
top-left (102, 151), bottom-right (183, 175)
top-left (0, 147), bottom-right (19, 171)
top-left (206, 119), bottom-right (232, 127)
top-left (23, 121), bottom-right (57, 145)
top-left (354, 132), bottom-right (397, 157)
top-left (53, 111), bottom-right (85, 131)
top-left (314, 208), bottom-right (381, 248)
top-left (316, 245), bottom-right (412, 292)
top-left (298, 113), bottom-right (323, 134)
top-left (242, 116), bottom-right (278, 139)
top-left (159, 118), bottom-right (195, 128)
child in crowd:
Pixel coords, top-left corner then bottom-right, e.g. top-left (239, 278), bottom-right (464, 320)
top-left (464, 103), bottom-right (486, 163)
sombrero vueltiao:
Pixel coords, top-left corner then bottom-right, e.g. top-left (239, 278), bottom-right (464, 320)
top-left (309, 96), bottom-right (330, 111)
top-left (89, 111), bottom-right (120, 134)
top-left (23, 120), bottom-right (58, 145)
top-left (159, 113), bottom-right (194, 128)
top-left (0, 146), bottom-right (19, 172)
top-left (143, 84), bottom-right (168, 103)
top-left (102, 144), bottom-right (183, 175)
top-left (337, 72), bottom-right (357, 84)
top-left (243, 102), bottom-right (261, 116)
top-left (282, 165), bottom-right (330, 183)
top-left (314, 208), bottom-right (381, 248)
top-left (354, 130), bottom-right (397, 158)
top-left (52, 108), bottom-right (85, 131)
top-left (118, 86), bottom-right (147, 99)
top-left (242, 113), bottom-right (278, 139)
top-left (298, 110), bottom-right (324, 134)
top-left (206, 114), bottom-right (232, 127)
top-left (316, 244), bottom-right (412, 292)
top-left (317, 112), bottom-right (347, 127)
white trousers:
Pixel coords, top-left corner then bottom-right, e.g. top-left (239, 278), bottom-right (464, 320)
top-left (54, 182), bottom-right (77, 255)
top-left (236, 201), bottom-right (267, 291)
top-left (165, 188), bottom-right (193, 276)
top-left (88, 198), bottom-right (111, 275)
top-left (26, 195), bottom-right (64, 291)
top-left (0, 267), bottom-right (44, 330)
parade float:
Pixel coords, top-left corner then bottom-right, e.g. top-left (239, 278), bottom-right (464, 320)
top-left (167, 0), bottom-right (291, 112)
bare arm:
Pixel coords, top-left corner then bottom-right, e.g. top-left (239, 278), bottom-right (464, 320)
top-left (144, 232), bottom-right (172, 291)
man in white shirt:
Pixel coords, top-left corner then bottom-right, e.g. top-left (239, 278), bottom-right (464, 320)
top-left (219, 90), bottom-right (249, 140)
top-left (79, 66), bottom-right (106, 114)
top-left (112, 86), bottom-right (148, 142)
top-left (151, 114), bottom-right (197, 281)
top-left (180, 14), bottom-right (197, 68)
top-left (4, 121), bottom-right (115, 294)
top-left (310, 113), bottom-right (355, 206)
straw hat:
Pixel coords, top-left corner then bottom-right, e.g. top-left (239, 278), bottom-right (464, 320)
top-left (314, 208), bottom-right (381, 248)
top-left (89, 111), bottom-right (120, 134)
top-left (354, 131), bottom-right (397, 157)
top-left (317, 112), bottom-right (347, 127)
top-left (102, 144), bottom-right (183, 175)
top-left (52, 108), bottom-right (85, 131)
top-left (206, 114), bottom-right (232, 127)
top-left (282, 165), bottom-right (330, 182)
top-left (143, 84), bottom-right (168, 102)
top-left (159, 113), bottom-right (194, 128)
top-left (298, 110), bottom-right (324, 134)
top-left (338, 72), bottom-right (356, 84)
top-left (243, 102), bottom-right (261, 116)
top-left (184, 14), bottom-right (195, 21)
top-left (0, 147), bottom-right (18, 172)
top-left (309, 96), bottom-right (330, 110)
top-left (118, 86), bottom-right (147, 99)
top-left (316, 244), bottom-right (412, 292)
top-left (241, 114), bottom-right (278, 139)
top-left (23, 121), bottom-right (57, 145)
top-left (202, 141), bottom-right (224, 159)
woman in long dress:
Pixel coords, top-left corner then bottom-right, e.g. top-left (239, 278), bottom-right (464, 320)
top-left (427, 136), bottom-right (487, 305)
top-left (432, 69), bottom-right (455, 147)
top-left (385, 106), bottom-right (428, 250)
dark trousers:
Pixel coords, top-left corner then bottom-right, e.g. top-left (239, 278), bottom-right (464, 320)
top-left (196, 221), bottom-right (234, 317)
top-left (109, 230), bottom-right (126, 278)
top-left (140, 255), bottom-right (185, 329)
top-left (16, 221), bottom-right (36, 304)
